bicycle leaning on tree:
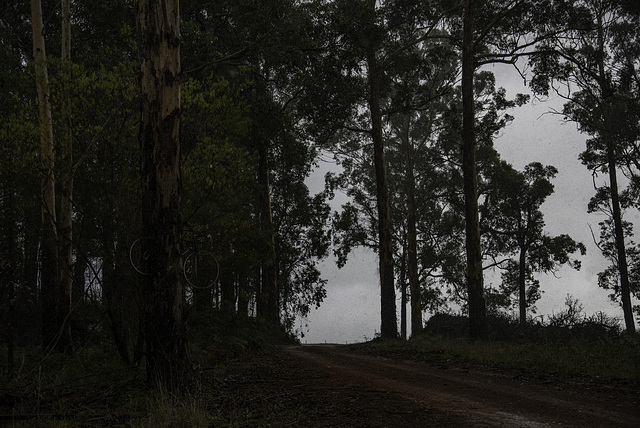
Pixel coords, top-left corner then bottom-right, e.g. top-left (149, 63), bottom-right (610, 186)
top-left (129, 230), bottom-right (219, 289)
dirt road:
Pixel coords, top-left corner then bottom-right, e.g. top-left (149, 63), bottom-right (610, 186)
top-left (258, 344), bottom-right (639, 427)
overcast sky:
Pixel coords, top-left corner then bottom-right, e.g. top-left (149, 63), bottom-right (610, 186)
top-left (300, 64), bottom-right (634, 344)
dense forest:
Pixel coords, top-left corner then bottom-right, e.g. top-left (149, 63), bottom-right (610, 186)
top-left (1, 0), bottom-right (639, 390)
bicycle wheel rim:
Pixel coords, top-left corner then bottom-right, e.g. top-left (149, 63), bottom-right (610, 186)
top-left (129, 237), bottom-right (153, 276)
top-left (183, 251), bottom-right (219, 289)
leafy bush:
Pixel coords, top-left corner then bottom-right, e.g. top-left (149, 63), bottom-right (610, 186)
top-left (402, 305), bottom-right (639, 381)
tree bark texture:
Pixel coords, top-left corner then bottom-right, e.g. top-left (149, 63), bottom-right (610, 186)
top-left (604, 107), bottom-right (635, 333)
top-left (518, 245), bottom-right (527, 325)
top-left (102, 216), bottom-right (131, 364)
top-left (220, 247), bottom-right (236, 313)
top-left (595, 14), bottom-right (635, 333)
top-left (366, 0), bottom-right (397, 339)
top-left (72, 249), bottom-right (86, 306)
top-left (400, 242), bottom-right (407, 340)
top-left (237, 275), bottom-right (250, 317)
top-left (57, 0), bottom-right (73, 353)
top-left (462, 0), bottom-right (487, 340)
top-left (258, 142), bottom-right (279, 322)
top-left (403, 121), bottom-right (422, 337)
top-left (2, 186), bottom-right (17, 378)
top-left (192, 283), bottom-right (213, 313)
top-left (31, 0), bottom-right (60, 352)
top-left (137, 0), bottom-right (190, 388)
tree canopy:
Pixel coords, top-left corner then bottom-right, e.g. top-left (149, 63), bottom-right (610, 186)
top-left (1, 1), bottom-right (639, 387)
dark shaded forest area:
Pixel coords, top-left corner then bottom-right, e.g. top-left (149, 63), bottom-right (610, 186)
top-left (1, 0), bottom-right (640, 410)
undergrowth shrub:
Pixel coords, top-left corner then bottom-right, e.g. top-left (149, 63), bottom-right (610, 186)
top-left (188, 309), bottom-right (298, 368)
top-left (411, 308), bottom-right (639, 381)
top-left (1, 309), bottom-right (299, 426)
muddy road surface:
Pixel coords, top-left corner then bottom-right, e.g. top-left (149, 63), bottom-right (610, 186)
top-left (251, 344), bottom-right (640, 427)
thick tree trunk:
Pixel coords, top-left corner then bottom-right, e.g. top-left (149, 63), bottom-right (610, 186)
top-left (31, 0), bottom-right (60, 353)
top-left (462, 0), bottom-right (487, 340)
top-left (365, 0), bottom-right (397, 339)
top-left (137, 0), bottom-right (190, 388)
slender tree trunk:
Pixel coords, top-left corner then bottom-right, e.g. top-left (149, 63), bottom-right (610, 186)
top-left (57, 0), bottom-right (73, 353)
top-left (604, 110), bottom-right (635, 333)
top-left (137, 0), bottom-right (190, 388)
top-left (607, 151), bottom-right (635, 333)
top-left (258, 142), bottom-right (279, 323)
top-left (31, 0), bottom-right (60, 352)
top-left (518, 245), bottom-right (527, 326)
top-left (192, 284), bottom-right (213, 313)
top-left (462, 0), bottom-right (487, 340)
top-left (133, 305), bottom-right (145, 366)
top-left (220, 250), bottom-right (236, 313)
top-left (400, 241), bottom-right (407, 340)
top-left (2, 186), bottom-right (16, 379)
top-left (7, 291), bottom-right (15, 380)
top-left (595, 15), bottom-right (635, 334)
top-left (403, 119), bottom-right (422, 337)
top-left (23, 222), bottom-right (39, 330)
top-left (72, 249), bottom-right (86, 306)
top-left (191, 238), bottom-right (214, 313)
top-left (102, 217), bottom-right (131, 364)
top-left (366, 0), bottom-right (397, 339)
top-left (237, 275), bottom-right (249, 316)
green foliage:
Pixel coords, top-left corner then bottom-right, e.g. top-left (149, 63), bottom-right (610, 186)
top-left (181, 74), bottom-right (256, 233)
top-left (360, 311), bottom-right (639, 381)
top-left (0, 313), bottom-right (299, 426)
top-left (529, 1), bottom-right (640, 329)
top-left (182, 76), bottom-right (252, 158)
top-left (188, 309), bottom-right (298, 367)
top-left (3, 0), bottom-right (640, 402)
top-left (482, 161), bottom-right (585, 316)
top-left (0, 103), bottom-right (39, 174)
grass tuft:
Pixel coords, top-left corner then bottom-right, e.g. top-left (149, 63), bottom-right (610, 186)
top-left (355, 315), bottom-right (640, 383)
top-left (0, 310), bottom-right (298, 426)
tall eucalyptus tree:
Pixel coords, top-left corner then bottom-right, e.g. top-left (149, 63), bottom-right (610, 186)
top-left (384, 35), bottom-right (459, 335)
top-left (322, 0), bottom-right (453, 338)
top-left (179, 0), bottom-right (333, 325)
top-left (362, 0), bottom-right (398, 337)
top-left (483, 161), bottom-right (586, 324)
top-left (453, 0), bottom-right (570, 338)
top-left (137, 0), bottom-right (190, 388)
top-left (30, 0), bottom-right (61, 352)
top-left (530, 0), bottom-right (639, 332)
top-left (57, 0), bottom-right (73, 353)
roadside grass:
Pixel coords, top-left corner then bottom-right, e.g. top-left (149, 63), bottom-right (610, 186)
top-left (357, 328), bottom-right (640, 383)
top-left (0, 311), bottom-right (298, 427)
top-left (0, 340), bottom-right (145, 427)
top-left (3, 309), bottom-right (636, 426)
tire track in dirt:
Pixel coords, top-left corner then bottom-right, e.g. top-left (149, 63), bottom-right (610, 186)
top-left (286, 345), bottom-right (639, 427)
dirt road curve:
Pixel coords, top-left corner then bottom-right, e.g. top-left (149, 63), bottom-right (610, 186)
top-left (282, 344), bottom-right (639, 427)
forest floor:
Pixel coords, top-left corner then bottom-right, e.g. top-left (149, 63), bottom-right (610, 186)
top-left (2, 342), bottom-right (639, 426)
top-left (216, 344), bottom-right (640, 427)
